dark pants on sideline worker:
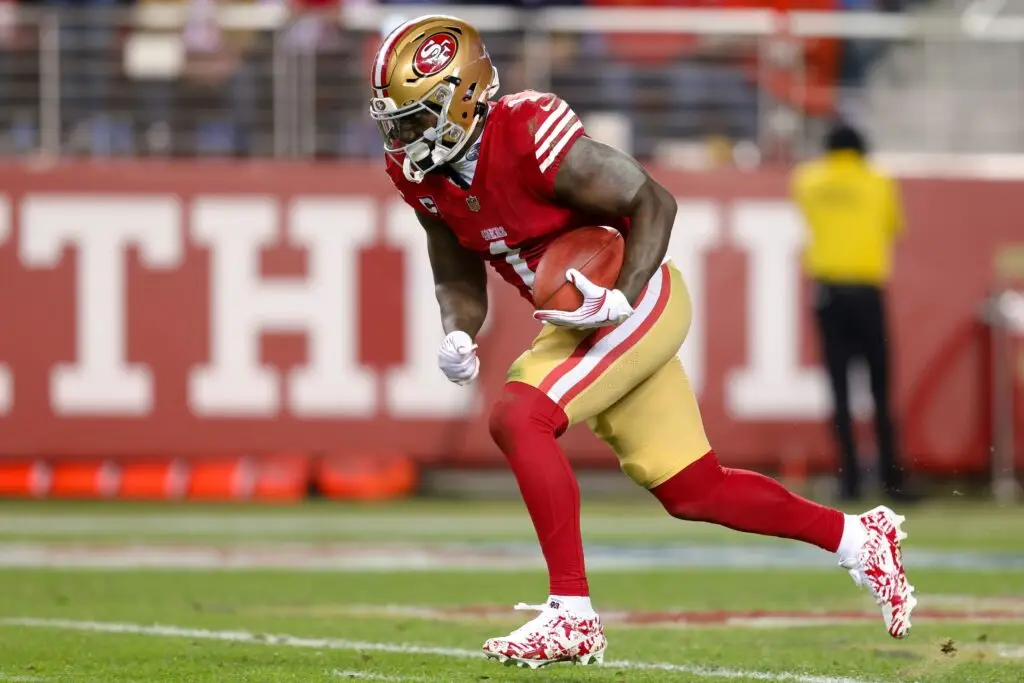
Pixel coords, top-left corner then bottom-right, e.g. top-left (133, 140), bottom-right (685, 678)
top-left (812, 281), bottom-right (905, 499)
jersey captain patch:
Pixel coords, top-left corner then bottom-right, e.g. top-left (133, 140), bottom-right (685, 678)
top-left (418, 196), bottom-right (439, 214)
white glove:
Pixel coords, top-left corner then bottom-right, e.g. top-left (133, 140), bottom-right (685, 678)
top-left (437, 330), bottom-right (480, 385)
top-left (533, 269), bottom-right (634, 330)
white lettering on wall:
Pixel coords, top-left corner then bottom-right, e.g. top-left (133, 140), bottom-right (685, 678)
top-left (726, 201), bottom-right (829, 419)
top-left (0, 197), bottom-right (9, 415)
top-left (3, 192), bottom-right (853, 423)
top-left (289, 199), bottom-right (378, 417)
top-left (20, 195), bottom-right (181, 415)
top-left (384, 200), bottom-right (479, 417)
top-left (668, 200), bottom-right (721, 395)
top-left (189, 197), bottom-right (376, 417)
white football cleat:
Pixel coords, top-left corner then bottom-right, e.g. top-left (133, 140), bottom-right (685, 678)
top-left (840, 505), bottom-right (917, 639)
top-left (482, 598), bottom-right (607, 669)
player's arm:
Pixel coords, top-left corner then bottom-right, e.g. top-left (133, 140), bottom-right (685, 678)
top-left (418, 212), bottom-right (488, 339)
top-left (552, 137), bottom-right (677, 305)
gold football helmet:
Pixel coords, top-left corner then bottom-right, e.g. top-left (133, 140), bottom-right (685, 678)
top-left (369, 15), bottom-right (500, 183)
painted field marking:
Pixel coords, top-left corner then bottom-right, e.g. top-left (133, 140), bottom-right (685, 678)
top-left (2, 542), bottom-right (1023, 572)
top-left (0, 513), bottom-right (703, 537)
top-left (998, 645), bottom-right (1024, 659)
top-left (280, 602), bottom-right (1024, 629)
top-left (331, 671), bottom-right (428, 682)
top-left (0, 617), bottom-right (880, 683)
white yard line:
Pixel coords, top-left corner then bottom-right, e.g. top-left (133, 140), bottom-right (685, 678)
top-left (0, 513), bottom-right (705, 538)
top-left (0, 617), bottom-right (879, 683)
top-left (3, 510), bottom-right (1022, 543)
top-left (0, 542), bottom-right (816, 572)
top-left (268, 602), bottom-right (1024, 629)
top-left (331, 671), bottom-right (428, 682)
top-left (1, 542), bottom-right (1021, 572)
top-left (998, 645), bottom-right (1024, 659)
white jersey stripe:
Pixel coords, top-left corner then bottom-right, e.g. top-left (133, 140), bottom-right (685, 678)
top-left (373, 18), bottom-right (420, 88)
top-left (545, 266), bottom-right (666, 403)
top-left (536, 113), bottom-right (578, 160)
top-left (489, 239), bottom-right (536, 290)
top-left (539, 121), bottom-right (584, 173)
top-left (533, 101), bottom-right (569, 145)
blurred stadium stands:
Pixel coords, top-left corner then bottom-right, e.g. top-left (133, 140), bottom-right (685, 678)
top-left (0, 0), bottom-right (1022, 161)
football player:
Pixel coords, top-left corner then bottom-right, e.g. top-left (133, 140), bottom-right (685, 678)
top-left (370, 14), bottom-right (916, 669)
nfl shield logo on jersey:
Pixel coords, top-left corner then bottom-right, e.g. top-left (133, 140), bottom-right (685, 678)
top-left (418, 196), bottom-right (439, 214)
top-left (467, 196), bottom-right (481, 212)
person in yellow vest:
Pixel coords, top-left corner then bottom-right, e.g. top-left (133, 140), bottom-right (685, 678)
top-left (791, 122), bottom-right (918, 503)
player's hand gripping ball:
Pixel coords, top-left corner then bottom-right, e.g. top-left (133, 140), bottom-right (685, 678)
top-left (532, 226), bottom-right (632, 329)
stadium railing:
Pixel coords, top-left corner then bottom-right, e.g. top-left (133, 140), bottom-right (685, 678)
top-left (1, 3), bottom-right (1023, 165)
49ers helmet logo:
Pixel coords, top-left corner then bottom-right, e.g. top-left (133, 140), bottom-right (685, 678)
top-left (413, 33), bottom-right (458, 77)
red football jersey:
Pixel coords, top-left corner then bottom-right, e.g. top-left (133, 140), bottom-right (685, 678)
top-left (385, 90), bottom-right (629, 304)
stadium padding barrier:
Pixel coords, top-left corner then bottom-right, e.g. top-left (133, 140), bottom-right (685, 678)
top-left (0, 162), bottom-right (1019, 499)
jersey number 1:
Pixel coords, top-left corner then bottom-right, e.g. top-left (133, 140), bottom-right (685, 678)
top-left (489, 240), bottom-right (535, 290)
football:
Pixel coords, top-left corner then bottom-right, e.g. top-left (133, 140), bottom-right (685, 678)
top-left (533, 226), bottom-right (625, 312)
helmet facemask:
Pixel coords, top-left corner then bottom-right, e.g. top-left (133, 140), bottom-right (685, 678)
top-left (371, 77), bottom-right (470, 183)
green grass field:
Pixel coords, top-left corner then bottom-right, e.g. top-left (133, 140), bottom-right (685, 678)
top-left (0, 499), bottom-right (1022, 682)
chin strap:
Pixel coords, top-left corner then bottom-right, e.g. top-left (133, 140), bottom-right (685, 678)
top-left (402, 156), bottom-right (426, 183)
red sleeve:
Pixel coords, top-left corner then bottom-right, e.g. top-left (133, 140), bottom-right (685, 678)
top-left (504, 91), bottom-right (587, 198)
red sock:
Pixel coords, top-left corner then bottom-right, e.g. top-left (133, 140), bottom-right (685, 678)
top-left (651, 450), bottom-right (844, 552)
top-left (489, 382), bottom-right (588, 596)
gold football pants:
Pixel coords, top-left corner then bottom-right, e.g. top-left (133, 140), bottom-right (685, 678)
top-left (506, 261), bottom-right (711, 488)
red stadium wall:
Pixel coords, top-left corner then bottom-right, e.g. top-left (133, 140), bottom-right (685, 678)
top-left (0, 162), bottom-right (1019, 496)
